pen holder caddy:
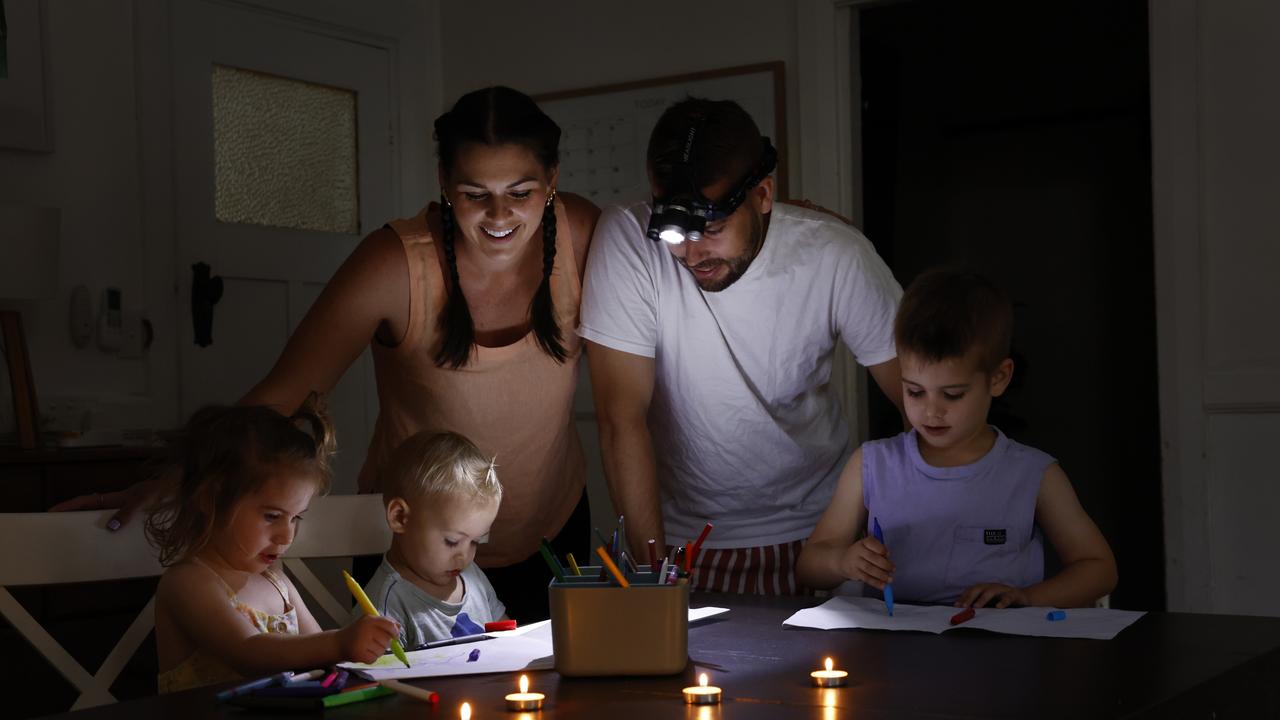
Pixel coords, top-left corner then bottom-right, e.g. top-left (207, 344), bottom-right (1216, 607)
top-left (549, 568), bottom-right (689, 676)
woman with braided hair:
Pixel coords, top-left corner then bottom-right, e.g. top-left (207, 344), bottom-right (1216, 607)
top-left (60, 87), bottom-right (599, 623)
top-left (245, 86), bottom-right (599, 621)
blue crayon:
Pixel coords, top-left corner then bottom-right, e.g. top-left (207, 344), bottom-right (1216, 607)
top-left (467, 648), bottom-right (481, 662)
top-left (872, 517), bottom-right (894, 617)
top-left (1046, 610), bottom-right (1067, 621)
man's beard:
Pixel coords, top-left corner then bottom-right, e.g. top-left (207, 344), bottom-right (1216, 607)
top-left (685, 211), bottom-right (765, 292)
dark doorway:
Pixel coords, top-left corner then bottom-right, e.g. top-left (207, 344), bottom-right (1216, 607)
top-left (859, 0), bottom-right (1164, 610)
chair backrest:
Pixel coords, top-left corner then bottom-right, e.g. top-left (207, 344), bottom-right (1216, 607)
top-left (0, 493), bottom-right (390, 710)
top-left (280, 494), bottom-right (391, 626)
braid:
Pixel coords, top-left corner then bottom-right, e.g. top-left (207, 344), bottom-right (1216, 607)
top-left (529, 198), bottom-right (567, 363)
top-left (434, 199), bottom-right (477, 368)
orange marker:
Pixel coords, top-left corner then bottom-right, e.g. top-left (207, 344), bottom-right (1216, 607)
top-left (595, 545), bottom-right (630, 588)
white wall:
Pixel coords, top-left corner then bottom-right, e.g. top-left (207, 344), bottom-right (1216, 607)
top-left (1152, 0), bottom-right (1280, 615)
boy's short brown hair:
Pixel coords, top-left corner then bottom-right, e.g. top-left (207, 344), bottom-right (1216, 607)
top-left (894, 267), bottom-right (1013, 374)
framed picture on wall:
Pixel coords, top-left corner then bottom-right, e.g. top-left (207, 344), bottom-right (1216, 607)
top-left (0, 0), bottom-right (52, 152)
top-left (533, 62), bottom-right (787, 207)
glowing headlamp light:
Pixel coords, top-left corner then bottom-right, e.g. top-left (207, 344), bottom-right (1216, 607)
top-left (645, 137), bottom-right (777, 245)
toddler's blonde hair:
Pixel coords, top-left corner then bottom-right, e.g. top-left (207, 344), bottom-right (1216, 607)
top-left (382, 431), bottom-right (501, 506)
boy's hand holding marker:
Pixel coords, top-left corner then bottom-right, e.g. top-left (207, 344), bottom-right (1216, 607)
top-left (840, 534), bottom-right (895, 590)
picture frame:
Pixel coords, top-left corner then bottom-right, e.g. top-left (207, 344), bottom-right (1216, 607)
top-left (533, 62), bottom-right (788, 206)
top-left (0, 0), bottom-right (52, 152)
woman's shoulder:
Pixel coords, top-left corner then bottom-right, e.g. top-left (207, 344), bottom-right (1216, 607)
top-left (559, 192), bottom-right (600, 277)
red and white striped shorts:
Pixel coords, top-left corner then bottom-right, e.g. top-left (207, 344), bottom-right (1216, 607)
top-left (680, 539), bottom-right (814, 596)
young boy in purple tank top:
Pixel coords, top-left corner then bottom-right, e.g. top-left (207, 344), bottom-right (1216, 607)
top-left (797, 269), bottom-right (1117, 608)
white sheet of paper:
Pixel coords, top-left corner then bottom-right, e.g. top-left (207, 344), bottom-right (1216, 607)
top-left (783, 596), bottom-right (1145, 640)
top-left (341, 607), bottom-right (730, 680)
top-left (339, 635), bottom-right (555, 680)
top-left (690, 606), bottom-right (729, 623)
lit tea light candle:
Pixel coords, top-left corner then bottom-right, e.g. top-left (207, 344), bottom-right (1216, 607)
top-left (682, 673), bottom-right (722, 704)
top-left (810, 657), bottom-right (848, 687)
top-left (505, 674), bottom-right (545, 711)
top-left (460, 701), bottom-right (472, 720)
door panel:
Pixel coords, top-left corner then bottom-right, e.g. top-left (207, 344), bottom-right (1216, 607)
top-left (173, 1), bottom-right (394, 492)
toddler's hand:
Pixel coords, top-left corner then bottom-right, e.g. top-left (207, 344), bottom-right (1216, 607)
top-left (840, 536), bottom-right (895, 589)
top-left (339, 615), bottom-right (401, 664)
top-left (956, 583), bottom-right (1028, 609)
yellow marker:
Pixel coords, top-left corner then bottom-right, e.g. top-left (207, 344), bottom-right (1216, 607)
top-left (343, 570), bottom-right (410, 668)
top-left (566, 552), bottom-right (583, 576)
top-left (595, 546), bottom-right (630, 588)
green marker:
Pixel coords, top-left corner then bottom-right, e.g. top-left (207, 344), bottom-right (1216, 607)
top-left (321, 684), bottom-right (395, 708)
top-left (537, 538), bottom-right (567, 582)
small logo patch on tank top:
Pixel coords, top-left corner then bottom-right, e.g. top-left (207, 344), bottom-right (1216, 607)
top-left (984, 529), bottom-right (1007, 545)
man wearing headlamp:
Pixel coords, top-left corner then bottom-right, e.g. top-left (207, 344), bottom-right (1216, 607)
top-left (579, 98), bottom-right (905, 594)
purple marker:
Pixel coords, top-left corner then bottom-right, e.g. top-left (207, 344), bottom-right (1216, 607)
top-left (467, 648), bottom-right (481, 662)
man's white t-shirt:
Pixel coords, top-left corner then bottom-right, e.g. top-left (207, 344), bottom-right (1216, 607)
top-left (578, 201), bottom-right (902, 549)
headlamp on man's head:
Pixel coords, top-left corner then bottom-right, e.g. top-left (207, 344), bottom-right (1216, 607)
top-left (646, 137), bottom-right (778, 245)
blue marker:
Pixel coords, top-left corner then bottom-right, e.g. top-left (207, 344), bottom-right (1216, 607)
top-left (1046, 610), bottom-right (1067, 621)
top-left (872, 517), bottom-right (894, 617)
top-left (214, 670), bottom-right (295, 702)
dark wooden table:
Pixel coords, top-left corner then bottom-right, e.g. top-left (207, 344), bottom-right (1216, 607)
top-left (42, 594), bottom-right (1280, 719)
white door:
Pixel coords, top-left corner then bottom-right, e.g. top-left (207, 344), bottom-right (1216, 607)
top-left (171, 1), bottom-right (397, 493)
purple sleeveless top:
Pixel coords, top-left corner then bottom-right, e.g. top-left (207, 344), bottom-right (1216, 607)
top-left (861, 427), bottom-right (1054, 604)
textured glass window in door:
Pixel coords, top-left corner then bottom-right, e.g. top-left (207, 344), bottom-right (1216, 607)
top-left (212, 65), bottom-right (359, 234)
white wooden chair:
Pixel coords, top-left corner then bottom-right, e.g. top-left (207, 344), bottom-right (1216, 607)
top-left (0, 493), bottom-right (389, 710)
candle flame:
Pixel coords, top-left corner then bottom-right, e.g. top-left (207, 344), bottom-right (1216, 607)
top-left (519, 674), bottom-right (529, 694)
top-left (460, 701), bottom-right (471, 720)
top-left (699, 673), bottom-right (708, 688)
top-left (825, 657), bottom-right (833, 672)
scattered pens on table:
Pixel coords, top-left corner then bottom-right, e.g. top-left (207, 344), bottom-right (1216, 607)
top-left (215, 670), bottom-right (295, 702)
top-left (343, 570), bottom-right (411, 668)
top-left (422, 633), bottom-right (494, 649)
top-left (322, 684), bottom-right (395, 709)
top-left (380, 679), bottom-right (439, 704)
top-left (596, 545), bottom-right (630, 587)
top-left (872, 517), bottom-right (894, 617)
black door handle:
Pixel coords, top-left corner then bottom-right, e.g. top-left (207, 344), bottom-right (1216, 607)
top-left (191, 262), bottom-right (224, 347)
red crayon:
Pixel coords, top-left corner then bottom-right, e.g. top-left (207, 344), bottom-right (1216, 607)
top-left (950, 607), bottom-right (976, 625)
